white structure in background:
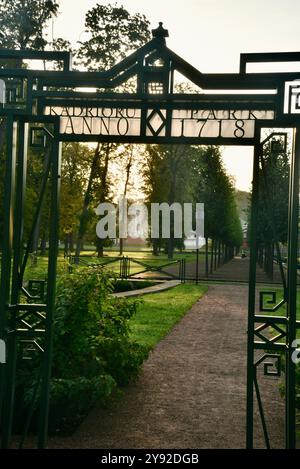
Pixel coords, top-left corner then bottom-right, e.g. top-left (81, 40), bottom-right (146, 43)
top-left (0, 80), bottom-right (5, 105)
top-left (0, 339), bottom-right (6, 364)
top-left (240, 218), bottom-right (248, 248)
top-left (184, 230), bottom-right (205, 250)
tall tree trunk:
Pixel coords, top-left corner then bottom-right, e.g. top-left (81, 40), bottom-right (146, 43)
top-left (153, 239), bottom-right (159, 256)
top-left (64, 235), bottom-right (69, 256)
top-left (95, 238), bottom-right (104, 258)
top-left (32, 212), bottom-right (40, 255)
top-left (167, 148), bottom-right (179, 260)
top-left (218, 240), bottom-right (221, 267)
top-left (210, 239), bottom-right (214, 273)
top-left (119, 146), bottom-right (133, 256)
top-left (205, 237), bottom-right (209, 276)
top-left (69, 232), bottom-right (74, 252)
top-left (119, 238), bottom-right (124, 256)
top-left (40, 236), bottom-right (47, 256)
top-left (214, 239), bottom-right (217, 270)
top-left (167, 234), bottom-right (174, 260)
top-left (76, 143), bottom-right (102, 258)
top-left (95, 144), bottom-right (111, 258)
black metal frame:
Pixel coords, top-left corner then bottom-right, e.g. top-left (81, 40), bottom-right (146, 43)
top-left (0, 25), bottom-right (300, 448)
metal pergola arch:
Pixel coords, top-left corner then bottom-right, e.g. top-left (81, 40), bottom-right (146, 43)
top-left (0, 23), bottom-right (299, 448)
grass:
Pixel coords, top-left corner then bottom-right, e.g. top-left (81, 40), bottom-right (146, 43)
top-left (128, 283), bottom-right (208, 349)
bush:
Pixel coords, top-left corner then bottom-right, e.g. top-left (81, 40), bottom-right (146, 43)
top-left (15, 267), bottom-right (149, 434)
top-left (279, 357), bottom-right (300, 411)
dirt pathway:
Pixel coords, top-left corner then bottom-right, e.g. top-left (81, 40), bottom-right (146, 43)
top-left (48, 284), bottom-right (285, 449)
top-left (165, 256), bottom-right (284, 283)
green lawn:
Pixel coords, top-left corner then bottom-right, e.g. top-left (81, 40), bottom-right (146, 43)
top-left (128, 283), bottom-right (208, 349)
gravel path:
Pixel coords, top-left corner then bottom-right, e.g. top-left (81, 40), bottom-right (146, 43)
top-left (48, 284), bottom-right (285, 449)
top-left (165, 256), bottom-right (284, 283)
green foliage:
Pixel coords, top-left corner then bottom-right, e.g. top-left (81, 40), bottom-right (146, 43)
top-left (247, 138), bottom-right (289, 276)
top-left (143, 144), bottom-right (242, 258)
top-left (192, 146), bottom-right (243, 248)
top-left (0, 0), bottom-right (59, 50)
top-left (48, 375), bottom-right (115, 434)
top-left (77, 2), bottom-right (151, 70)
top-left (143, 144), bottom-right (195, 257)
top-left (256, 141), bottom-right (289, 246)
top-left (16, 268), bottom-right (148, 434)
top-left (60, 143), bottom-right (93, 241)
top-left (279, 362), bottom-right (300, 411)
top-left (52, 268), bottom-right (148, 384)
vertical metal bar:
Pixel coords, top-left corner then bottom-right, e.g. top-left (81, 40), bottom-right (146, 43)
top-left (205, 238), bottom-right (209, 276)
top-left (1, 120), bottom-right (28, 448)
top-left (196, 248), bottom-right (199, 284)
top-left (254, 371), bottom-right (271, 449)
top-left (285, 126), bottom-right (299, 449)
top-left (38, 125), bottom-right (61, 449)
top-left (0, 117), bottom-right (17, 447)
top-left (11, 121), bottom-right (28, 289)
top-left (246, 128), bottom-right (260, 449)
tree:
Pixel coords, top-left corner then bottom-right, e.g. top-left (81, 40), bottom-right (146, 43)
top-left (77, 3), bottom-right (150, 70)
top-left (0, 0), bottom-right (59, 50)
top-left (112, 144), bottom-right (135, 256)
top-left (74, 3), bottom-right (150, 256)
top-left (250, 138), bottom-right (289, 279)
top-left (192, 146), bottom-right (242, 275)
top-left (60, 143), bottom-right (93, 254)
top-left (143, 144), bottom-right (195, 258)
top-left (0, 1), bottom-right (61, 251)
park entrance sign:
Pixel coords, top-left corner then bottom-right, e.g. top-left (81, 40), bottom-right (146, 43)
top-left (44, 105), bottom-right (275, 140)
top-left (0, 23), bottom-right (300, 449)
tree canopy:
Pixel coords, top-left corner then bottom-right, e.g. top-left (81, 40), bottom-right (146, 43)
top-left (0, 0), bottom-right (59, 50)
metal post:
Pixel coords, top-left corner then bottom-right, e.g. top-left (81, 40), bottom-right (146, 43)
top-left (246, 129), bottom-right (260, 449)
top-left (285, 126), bottom-right (299, 449)
top-left (196, 248), bottom-right (199, 284)
top-left (1, 120), bottom-right (28, 448)
top-left (0, 117), bottom-right (17, 447)
top-left (38, 127), bottom-right (61, 448)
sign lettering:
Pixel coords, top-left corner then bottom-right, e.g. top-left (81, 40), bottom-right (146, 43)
top-left (44, 106), bottom-right (275, 140)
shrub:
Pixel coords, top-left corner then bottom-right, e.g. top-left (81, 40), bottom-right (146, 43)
top-left (279, 358), bottom-right (300, 411)
top-left (15, 267), bottom-right (149, 434)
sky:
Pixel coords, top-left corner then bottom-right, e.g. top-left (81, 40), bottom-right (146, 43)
top-left (48, 0), bottom-right (300, 191)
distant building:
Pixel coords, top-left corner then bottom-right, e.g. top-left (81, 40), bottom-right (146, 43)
top-left (184, 231), bottom-right (205, 250)
top-left (240, 218), bottom-right (248, 248)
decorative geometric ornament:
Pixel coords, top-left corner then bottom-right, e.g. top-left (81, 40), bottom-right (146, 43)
top-left (255, 354), bottom-right (282, 377)
top-left (284, 80), bottom-right (300, 114)
top-left (148, 81), bottom-right (164, 94)
top-left (151, 22), bottom-right (169, 43)
top-left (254, 322), bottom-right (286, 345)
top-left (259, 290), bottom-right (286, 312)
top-left (146, 109), bottom-right (167, 136)
top-left (30, 126), bottom-right (47, 148)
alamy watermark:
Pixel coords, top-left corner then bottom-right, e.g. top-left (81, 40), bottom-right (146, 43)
top-left (0, 339), bottom-right (6, 364)
top-left (95, 198), bottom-right (204, 244)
